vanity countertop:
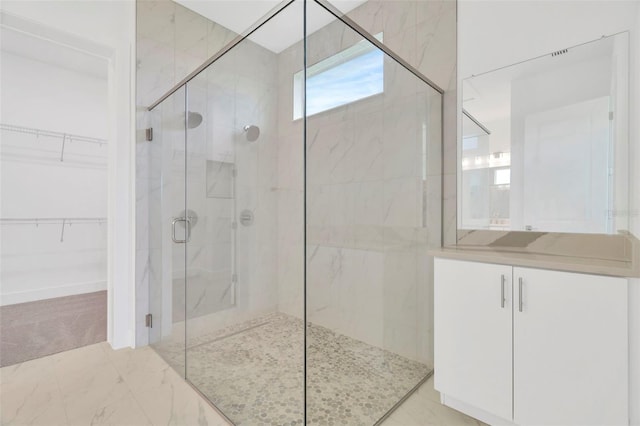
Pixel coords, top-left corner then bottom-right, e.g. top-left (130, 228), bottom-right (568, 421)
top-left (430, 246), bottom-right (640, 278)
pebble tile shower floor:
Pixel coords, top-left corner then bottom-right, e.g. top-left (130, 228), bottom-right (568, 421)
top-left (153, 313), bottom-right (431, 426)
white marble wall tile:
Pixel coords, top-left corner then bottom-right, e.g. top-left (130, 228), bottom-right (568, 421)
top-left (306, 19), bottom-right (365, 66)
top-left (382, 99), bottom-right (420, 180)
top-left (343, 249), bottom-right (386, 345)
top-left (345, 0), bottom-right (456, 93)
top-left (417, 248), bottom-right (434, 361)
top-left (348, 106), bottom-right (385, 182)
top-left (257, 137), bottom-right (279, 189)
top-left (137, 37), bottom-right (176, 107)
top-left (174, 4), bottom-right (208, 62)
top-left (425, 174), bottom-right (443, 248)
top-left (206, 161), bottom-right (233, 198)
top-left (385, 25), bottom-right (418, 68)
top-left (415, 0), bottom-right (456, 91)
top-left (306, 245), bottom-right (342, 320)
top-left (351, 180), bottom-right (386, 228)
top-left (207, 21), bottom-right (238, 57)
top-left (235, 42), bottom-right (277, 82)
top-left (384, 59), bottom-right (420, 104)
top-left (276, 187), bottom-right (304, 319)
top-left (307, 123), bottom-right (356, 185)
top-left (137, 0), bottom-right (175, 44)
top-left (346, 0), bottom-right (384, 37)
top-left (384, 323), bottom-right (420, 361)
top-left (277, 133), bottom-right (304, 190)
top-left (136, 179), bottom-right (150, 247)
top-left (425, 90), bottom-right (444, 177)
top-left (269, 0), bottom-right (453, 369)
top-left (442, 171), bottom-right (457, 245)
top-left (381, 1), bottom-right (417, 40)
top-left (383, 178), bottom-right (420, 228)
top-left (138, 0), bottom-right (284, 346)
top-left (277, 243), bottom-right (304, 319)
top-left (307, 246), bottom-right (386, 347)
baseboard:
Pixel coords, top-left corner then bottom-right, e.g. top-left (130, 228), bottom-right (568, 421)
top-left (0, 280), bottom-right (107, 306)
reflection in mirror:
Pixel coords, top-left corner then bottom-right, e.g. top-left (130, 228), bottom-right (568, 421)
top-left (460, 32), bottom-right (629, 235)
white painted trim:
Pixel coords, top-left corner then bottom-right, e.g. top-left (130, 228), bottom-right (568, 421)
top-left (0, 281), bottom-right (107, 306)
top-left (441, 393), bottom-right (516, 426)
top-left (106, 5), bottom-right (136, 349)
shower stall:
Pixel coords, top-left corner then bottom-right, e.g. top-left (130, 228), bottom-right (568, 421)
top-left (144, 1), bottom-right (442, 424)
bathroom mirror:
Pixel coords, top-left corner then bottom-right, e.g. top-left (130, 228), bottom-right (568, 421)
top-left (459, 32), bottom-right (630, 235)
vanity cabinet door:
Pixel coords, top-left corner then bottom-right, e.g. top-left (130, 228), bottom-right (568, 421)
top-left (513, 267), bottom-right (628, 426)
top-left (435, 258), bottom-right (513, 421)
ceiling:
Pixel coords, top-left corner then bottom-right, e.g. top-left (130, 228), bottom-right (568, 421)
top-left (174, 0), bottom-right (367, 53)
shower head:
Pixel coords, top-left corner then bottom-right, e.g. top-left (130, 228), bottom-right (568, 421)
top-left (187, 111), bottom-right (203, 129)
top-left (243, 125), bottom-right (260, 142)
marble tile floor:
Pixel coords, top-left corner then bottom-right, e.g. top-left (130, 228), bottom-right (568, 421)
top-left (0, 339), bottom-right (485, 426)
top-left (0, 342), bottom-right (227, 426)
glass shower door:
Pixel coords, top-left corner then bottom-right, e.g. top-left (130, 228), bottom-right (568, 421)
top-left (181, 5), bottom-right (305, 424)
top-left (148, 86), bottom-right (187, 375)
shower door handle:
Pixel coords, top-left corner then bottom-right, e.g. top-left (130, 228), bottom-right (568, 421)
top-left (172, 217), bottom-right (191, 243)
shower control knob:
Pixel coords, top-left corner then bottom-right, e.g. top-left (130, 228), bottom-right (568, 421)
top-left (239, 210), bottom-right (254, 226)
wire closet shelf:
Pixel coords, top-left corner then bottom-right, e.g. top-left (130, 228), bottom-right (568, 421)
top-left (0, 123), bottom-right (107, 162)
top-left (0, 217), bottom-right (107, 242)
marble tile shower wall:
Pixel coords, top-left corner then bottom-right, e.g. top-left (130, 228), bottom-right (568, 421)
top-left (136, 0), bottom-right (243, 346)
top-left (342, 0), bottom-right (458, 246)
top-left (169, 50), bottom-right (280, 339)
top-left (136, 0), bottom-right (456, 351)
top-left (276, 1), bottom-right (453, 364)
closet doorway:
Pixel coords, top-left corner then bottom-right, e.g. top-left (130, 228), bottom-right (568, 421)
top-left (0, 13), bottom-right (111, 366)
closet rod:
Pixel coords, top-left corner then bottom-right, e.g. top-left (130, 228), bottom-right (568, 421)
top-left (0, 124), bottom-right (107, 145)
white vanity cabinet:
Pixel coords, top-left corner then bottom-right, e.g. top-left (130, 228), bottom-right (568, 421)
top-left (434, 258), bottom-right (629, 426)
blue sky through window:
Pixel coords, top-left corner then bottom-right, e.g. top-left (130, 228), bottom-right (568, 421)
top-left (293, 35), bottom-right (384, 119)
top-left (305, 49), bottom-right (384, 116)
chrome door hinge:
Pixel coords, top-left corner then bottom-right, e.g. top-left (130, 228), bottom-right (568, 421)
top-left (232, 274), bottom-right (238, 284)
top-left (145, 128), bottom-right (153, 141)
top-left (609, 111), bottom-right (614, 121)
top-left (145, 313), bottom-right (153, 328)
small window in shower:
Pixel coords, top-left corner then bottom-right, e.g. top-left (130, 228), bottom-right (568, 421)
top-left (293, 33), bottom-right (384, 119)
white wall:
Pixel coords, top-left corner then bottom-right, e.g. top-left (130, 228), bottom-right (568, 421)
top-left (0, 1), bottom-right (136, 349)
top-left (0, 51), bottom-right (108, 305)
top-left (459, 0), bottom-right (640, 422)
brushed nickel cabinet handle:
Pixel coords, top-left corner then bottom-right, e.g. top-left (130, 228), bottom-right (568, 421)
top-left (518, 277), bottom-right (523, 312)
top-left (501, 274), bottom-right (506, 308)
